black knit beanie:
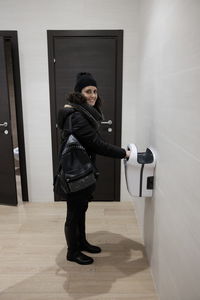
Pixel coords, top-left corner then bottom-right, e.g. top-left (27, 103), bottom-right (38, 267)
top-left (74, 72), bottom-right (97, 92)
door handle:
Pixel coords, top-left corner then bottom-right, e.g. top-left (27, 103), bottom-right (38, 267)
top-left (101, 120), bottom-right (112, 125)
top-left (0, 122), bottom-right (8, 127)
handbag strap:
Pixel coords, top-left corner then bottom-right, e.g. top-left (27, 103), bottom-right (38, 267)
top-left (68, 113), bottom-right (73, 133)
top-left (56, 113), bottom-right (73, 174)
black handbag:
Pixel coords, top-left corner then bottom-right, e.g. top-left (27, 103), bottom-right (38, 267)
top-left (53, 114), bottom-right (96, 197)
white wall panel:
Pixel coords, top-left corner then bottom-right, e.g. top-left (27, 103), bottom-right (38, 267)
top-left (136, 0), bottom-right (200, 299)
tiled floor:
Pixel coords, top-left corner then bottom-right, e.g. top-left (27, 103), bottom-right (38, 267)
top-left (0, 201), bottom-right (158, 299)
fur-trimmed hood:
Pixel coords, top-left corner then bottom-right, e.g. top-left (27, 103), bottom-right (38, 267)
top-left (57, 92), bottom-right (104, 131)
top-left (57, 105), bottom-right (74, 130)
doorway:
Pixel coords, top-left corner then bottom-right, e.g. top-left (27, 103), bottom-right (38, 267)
top-left (0, 32), bottom-right (28, 206)
top-left (48, 30), bottom-right (123, 201)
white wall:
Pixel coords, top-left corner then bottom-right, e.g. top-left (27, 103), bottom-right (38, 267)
top-left (0, 0), bottom-right (138, 202)
top-left (135, 0), bottom-right (200, 299)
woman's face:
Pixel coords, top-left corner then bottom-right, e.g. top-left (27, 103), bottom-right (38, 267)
top-left (81, 86), bottom-right (98, 106)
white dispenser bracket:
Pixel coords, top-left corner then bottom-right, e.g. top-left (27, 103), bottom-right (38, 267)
top-left (124, 144), bottom-right (156, 197)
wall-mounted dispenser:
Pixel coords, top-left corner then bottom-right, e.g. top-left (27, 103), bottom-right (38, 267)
top-left (124, 144), bottom-right (156, 197)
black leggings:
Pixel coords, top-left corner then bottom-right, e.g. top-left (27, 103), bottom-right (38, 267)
top-left (65, 184), bottom-right (96, 255)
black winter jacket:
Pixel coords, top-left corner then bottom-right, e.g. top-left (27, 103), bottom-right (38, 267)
top-left (57, 95), bottom-right (126, 165)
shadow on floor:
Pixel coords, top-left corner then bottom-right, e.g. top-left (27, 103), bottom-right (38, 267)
top-left (55, 230), bottom-right (149, 299)
top-left (0, 231), bottom-right (149, 300)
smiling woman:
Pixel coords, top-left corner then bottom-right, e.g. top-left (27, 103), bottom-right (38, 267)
top-left (82, 86), bottom-right (98, 106)
top-left (74, 72), bottom-right (102, 111)
top-left (56, 71), bottom-right (129, 265)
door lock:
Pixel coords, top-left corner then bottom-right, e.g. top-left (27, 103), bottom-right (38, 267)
top-left (0, 122), bottom-right (8, 127)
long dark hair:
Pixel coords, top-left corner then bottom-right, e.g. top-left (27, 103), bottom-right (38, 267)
top-left (94, 95), bottom-right (102, 114)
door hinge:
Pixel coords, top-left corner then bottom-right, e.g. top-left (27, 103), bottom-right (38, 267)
top-left (53, 58), bottom-right (56, 63)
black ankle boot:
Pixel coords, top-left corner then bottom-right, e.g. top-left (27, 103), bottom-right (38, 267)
top-left (67, 251), bottom-right (94, 265)
top-left (80, 241), bottom-right (101, 253)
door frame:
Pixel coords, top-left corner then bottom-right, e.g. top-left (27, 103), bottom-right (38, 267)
top-left (47, 30), bottom-right (123, 201)
top-left (0, 31), bottom-right (29, 203)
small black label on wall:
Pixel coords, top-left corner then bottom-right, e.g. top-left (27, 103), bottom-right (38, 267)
top-left (147, 176), bottom-right (154, 190)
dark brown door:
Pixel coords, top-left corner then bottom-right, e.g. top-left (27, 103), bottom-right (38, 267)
top-left (48, 30), bottom-right (123, 201)
top-left (0, 37), bottom-right (17, 205)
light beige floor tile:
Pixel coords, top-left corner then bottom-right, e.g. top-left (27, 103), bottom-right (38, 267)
top-left (0, 201), bottom-right (158, 299)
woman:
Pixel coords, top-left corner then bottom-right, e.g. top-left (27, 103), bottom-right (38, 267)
top-left (57, 72), bottom-right (130, 265)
